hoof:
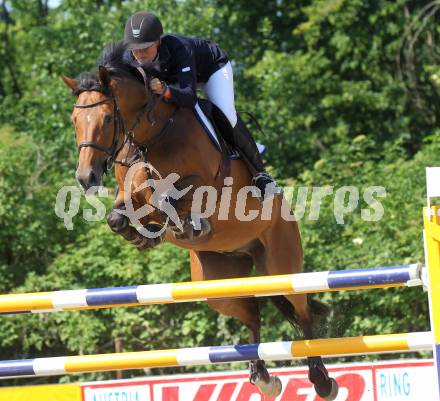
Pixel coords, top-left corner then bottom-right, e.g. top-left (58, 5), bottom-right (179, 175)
top-left (254, 375), bottom-right (282, 397)
top-left (107, 209), bottom-right (129, 233)
top-left (324, 378), bottom-right (339, 401)
top-left (172, 216), bottom-right (211, 241)
top-left (315, 378), bottom-right (338, 401)
top-left (129, 235), bottom-right (158, 251)
top-left (130, 236), bottom-right (150, 251)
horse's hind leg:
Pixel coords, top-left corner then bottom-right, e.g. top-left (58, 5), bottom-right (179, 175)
top-left (289, 295), bottom-right (338, 400)
top-left (189, 250), bottom-right (282, 397)
top-left (258, 215), bottom-right (338, 400)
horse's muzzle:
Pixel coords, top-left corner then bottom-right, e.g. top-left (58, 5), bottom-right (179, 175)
top-left (75, 166), bottom-right (103, 192)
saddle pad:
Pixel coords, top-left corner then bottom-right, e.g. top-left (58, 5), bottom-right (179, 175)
top-left (193, 102), bottom-right (266, 160)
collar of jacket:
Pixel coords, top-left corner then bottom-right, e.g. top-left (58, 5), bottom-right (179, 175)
top-left (157, 42), bottom-right (171, 67)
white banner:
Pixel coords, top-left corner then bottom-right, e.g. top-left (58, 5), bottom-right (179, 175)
top-left (81, 360), bottom-right (435, 401)
top-left (426, 167), bottom-right (440, 210)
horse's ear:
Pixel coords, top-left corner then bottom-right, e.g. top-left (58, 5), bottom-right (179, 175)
top-left (98, 65), bottom-right (111, 87)
top-left (62, 75), bottom-right (77, 91)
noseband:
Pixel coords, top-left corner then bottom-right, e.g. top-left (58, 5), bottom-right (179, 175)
top-left (74, 95), bottom-right (125, 172)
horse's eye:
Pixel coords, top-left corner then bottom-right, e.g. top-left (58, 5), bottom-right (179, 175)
top-left (104, 115), bottom-right (113, 125)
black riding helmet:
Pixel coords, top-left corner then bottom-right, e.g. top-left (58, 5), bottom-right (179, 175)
top-left (124, 11), bottom-right (163, 50)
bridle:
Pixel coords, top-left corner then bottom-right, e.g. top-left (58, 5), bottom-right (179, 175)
top-left (74, 95), bottom-right (126, 172)
top-left (73, 76), bottom-right (179, 222)
top-left (73, 73), bottom-right (177, 173)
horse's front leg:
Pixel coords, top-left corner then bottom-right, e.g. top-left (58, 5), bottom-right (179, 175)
top-left (167, 210), bottom-right (212, 241)
top-left (107, 189), bottom-right (165, 251)
top-left (164, 177), bottom-right (213, 241)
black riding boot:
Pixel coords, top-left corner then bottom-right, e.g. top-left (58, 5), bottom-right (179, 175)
top-left (233, 116), bottom-right (280, 200)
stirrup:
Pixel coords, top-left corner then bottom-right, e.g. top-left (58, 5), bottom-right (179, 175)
top-left (251, 172), bottom-right (281, 200)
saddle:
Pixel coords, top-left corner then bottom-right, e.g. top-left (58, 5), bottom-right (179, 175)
top-left (195, 99), bottom-right (239, 159)
top-left (194, 99), bottom-right (266, 160)
top-left (193, 99), bottom-right (269, 184)
top-left (194, 99), bottom-right (233, 183)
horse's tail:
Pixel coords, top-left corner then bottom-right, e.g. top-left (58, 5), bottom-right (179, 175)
top-left (269, 296), bottom-right (298, 327)
top-left (269, 296), bottom-right (330, 329)
top-left (309, 298), bottom-right (331, 316)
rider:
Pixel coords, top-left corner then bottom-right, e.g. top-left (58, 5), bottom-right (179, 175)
top-left (122, 11), bottom-right (278, 199)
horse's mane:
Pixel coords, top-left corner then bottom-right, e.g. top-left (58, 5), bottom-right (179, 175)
top-left (72, 72), bottom-right (107, 96)
top-left (72, 41), bottom-right (164, 96)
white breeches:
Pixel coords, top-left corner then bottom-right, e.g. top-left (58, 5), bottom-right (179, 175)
top-left (198, 61), bottom-right (238, 128)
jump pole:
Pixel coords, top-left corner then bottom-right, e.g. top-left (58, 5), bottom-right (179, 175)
top-left (0, 332), bottom-right (431, 379)
top-left (0, 264), bottom-right (423, 314)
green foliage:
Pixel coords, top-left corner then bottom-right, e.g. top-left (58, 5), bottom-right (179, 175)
top-left (246, 0), bottom-right (440, 177)
top-left (0, 127), bottom-right (79, 287)
top-left (0, 0), bottom-right (438, 385)
top-left (298, 132), bottom-right (439, 339)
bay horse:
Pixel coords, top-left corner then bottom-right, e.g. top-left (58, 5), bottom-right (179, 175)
top-left (62, 42), bottom-right (338, 400)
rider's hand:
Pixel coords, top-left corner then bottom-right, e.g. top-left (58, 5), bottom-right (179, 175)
top-left (150, 78), bottom-right (165, 95)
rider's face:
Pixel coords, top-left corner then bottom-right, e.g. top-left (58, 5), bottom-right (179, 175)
top-left (132, 42), bottom-right (159, 64)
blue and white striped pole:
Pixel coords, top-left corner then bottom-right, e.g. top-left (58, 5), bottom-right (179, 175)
top-left (0, 264), bottom-right (423, 314)
top-left (0, 331), bottom-right (431, 379)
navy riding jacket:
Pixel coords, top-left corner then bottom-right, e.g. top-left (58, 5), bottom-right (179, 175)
top-left (123, 34), bottom-right (229, 108)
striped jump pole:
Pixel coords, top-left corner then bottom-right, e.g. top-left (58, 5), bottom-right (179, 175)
top-left (0, 264), bottom-right (424, 314)
top-left (0, 332), bottom-right (431, 379)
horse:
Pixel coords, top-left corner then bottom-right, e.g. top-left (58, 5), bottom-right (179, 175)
top-left (62, 42), bottom-right (338, 400)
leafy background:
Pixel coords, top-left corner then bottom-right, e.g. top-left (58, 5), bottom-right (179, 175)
top-left (0, 0), bottom-right (438, 385)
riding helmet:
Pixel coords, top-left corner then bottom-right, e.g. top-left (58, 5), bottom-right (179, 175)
top-left (124, 11), bottom-right (163, 50)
